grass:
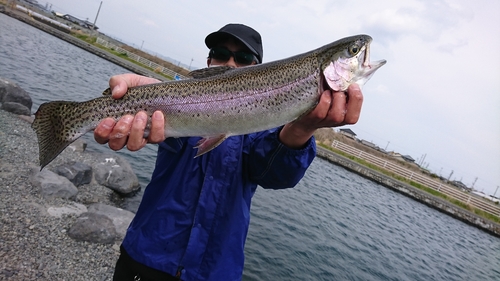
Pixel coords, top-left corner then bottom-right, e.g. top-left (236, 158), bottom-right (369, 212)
top-left (69, 32), bottom-right (174, 80)
top-left (319, 143), bottom-right (500, 224)
top-left (72, 33), bottom-right (96, 44)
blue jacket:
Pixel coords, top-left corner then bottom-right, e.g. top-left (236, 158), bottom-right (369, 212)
top-left (122, 127), bottom-right (316, 280)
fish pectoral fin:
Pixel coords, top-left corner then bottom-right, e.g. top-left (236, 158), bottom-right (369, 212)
top-left (102, 88), bottom-right (112, 95)
top-left (188, 66), bottom-right (234, 79)
top-left (194, 134), bottom-right (228, 157)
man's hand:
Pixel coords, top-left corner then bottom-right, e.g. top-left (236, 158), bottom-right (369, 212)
top-left (279, 84), bottom-right (363, 149)
top-left (94, 74), bottom-right (166, 151)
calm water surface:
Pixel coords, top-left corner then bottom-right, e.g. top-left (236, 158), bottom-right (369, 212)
top-left (1, 14), bottom-right (499, 281)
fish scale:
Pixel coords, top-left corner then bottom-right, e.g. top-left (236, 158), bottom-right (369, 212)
top-left (32, 34), bottom-right (386, 169)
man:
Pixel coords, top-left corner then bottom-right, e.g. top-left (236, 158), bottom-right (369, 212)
top-left (95, 24), bottom-right (363, 280)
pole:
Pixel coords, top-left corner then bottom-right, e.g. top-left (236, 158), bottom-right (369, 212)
top-left (494, 186), bottom-right (499, 198)
top-left (447, 170), bottom-right (454, 182)
top-left (471, 177), bottom-right (478, 188)
top-left (92, 1), bottom-right (103, 31)
top-left (419, 153), bottom-right (426, 166)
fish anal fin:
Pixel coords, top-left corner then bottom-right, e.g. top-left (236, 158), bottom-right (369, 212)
top-left (194, 134), bottom-right (228, 157)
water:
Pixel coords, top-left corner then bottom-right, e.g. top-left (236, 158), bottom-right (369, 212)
top-left (1, 13), bottom-right (499, 281)
top-left (0, 13), bottom-right (158, 196)
top-left (245, 159), bottom-right (500, 280)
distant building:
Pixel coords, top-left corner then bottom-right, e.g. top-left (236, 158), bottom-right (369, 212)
top-left (359, 139), bottom-right (378, 150)
top-left (19, 0), bottom-right (49, 12)
top-left (401, 154), bottom-right (416, 163)
top-left (83, 19), bottom-right (98, 30)
top-left (339, 128), bottom-right (356, 140)
top-left (451, 180), bottom-right (471, 192)
top-left (63, 14), bottom-right (99, 30)
top-left (53, 11), bottom-right (65, 17)
top-left (389, 152), bottom-right (417, 164)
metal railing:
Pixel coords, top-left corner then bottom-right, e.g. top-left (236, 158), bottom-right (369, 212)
top-left (330, 140), bottom-right (500, 217)
top-left (95, 37), bottom-right (187, 80)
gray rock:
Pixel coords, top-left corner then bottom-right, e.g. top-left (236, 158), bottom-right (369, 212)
top-left (54, 161), bottom-right (93, 187)
top-left (47, 203), bottom-right (88, 218)
top-left (67, 139), bottom-right (87, 153)
top-left (93, 154), bottom-right (140, 195)
top-left (1, 101), bottom-right (31, 115)
top-left (29, 168), bottom-right (78, 199)
top-left (68, 212), bottom-right (117, 244)
top-left (0, 77), bottom-right (32, 111)
top-left (88, 203), bottom-right (135, 238)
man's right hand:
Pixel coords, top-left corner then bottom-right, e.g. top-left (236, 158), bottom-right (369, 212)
top-left (94, 74), bottom-right (166, 151)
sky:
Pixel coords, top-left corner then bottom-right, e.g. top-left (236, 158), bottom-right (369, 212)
top-left (42, 0), bottom-right (500, 195)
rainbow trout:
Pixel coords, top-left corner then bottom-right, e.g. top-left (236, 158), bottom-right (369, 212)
top-left (32, 34), bottom-right (386, 169)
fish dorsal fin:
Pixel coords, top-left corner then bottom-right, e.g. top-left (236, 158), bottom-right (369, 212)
top-left (188, 66), bottom-right (234, 79)
top-left (102, 88), bottom-right (112, 95)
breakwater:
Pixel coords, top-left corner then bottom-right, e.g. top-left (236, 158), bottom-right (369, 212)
top-left (0, 6), bottom-right (166, 81)
top-left (316, 146), bottom-right (500, 237)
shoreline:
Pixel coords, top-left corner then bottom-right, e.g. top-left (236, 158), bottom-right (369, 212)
top-left (316, 146), bottom-right (500, 238)
top-left (0, 110), bottom-right (120, 279)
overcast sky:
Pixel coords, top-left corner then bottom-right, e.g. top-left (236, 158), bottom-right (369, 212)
top-left (44, 0), bottom-right (499, 195)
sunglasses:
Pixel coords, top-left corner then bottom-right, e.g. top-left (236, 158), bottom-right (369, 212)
top-left (209, 47), bottom-right (257, 66)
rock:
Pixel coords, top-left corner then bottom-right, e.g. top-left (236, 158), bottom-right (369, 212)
top-left (66, 139), bottom-right (87, 153)
top-left (93, 154), bottom-right (140, 195)
top-left (29, 168), bottom-right (78, 199)
top-left (0, 77), bottom-right (32, 111)
top-left (87, 203), bottom-right (135, 238)
top-left (18, 114), bottom-right (34, 123)
top-left (47, 203), bottom-right (88, 218)
top-left (54, 162), bottom-right (92, 187)
top-left (68, 212), bottom-right (117, 244)
top-left (1, 101), bottom-right (31, 115)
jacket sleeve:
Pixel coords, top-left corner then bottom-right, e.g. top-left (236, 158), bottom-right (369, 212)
top-left (243, 127), bottom-right (316, 189)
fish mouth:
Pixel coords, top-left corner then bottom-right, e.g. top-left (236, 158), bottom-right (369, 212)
top-left (360, 43), bottom-right (387, 82)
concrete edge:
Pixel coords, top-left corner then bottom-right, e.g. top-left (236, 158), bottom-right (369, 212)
top-left (316, 146), bottom-right (500, 238)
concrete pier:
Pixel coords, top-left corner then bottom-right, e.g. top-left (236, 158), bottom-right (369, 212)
top-left (316, 146), bottom-right (500, 237)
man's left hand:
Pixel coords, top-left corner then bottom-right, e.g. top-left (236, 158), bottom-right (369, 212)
top-left (278, 84), bottom-right (363, 148)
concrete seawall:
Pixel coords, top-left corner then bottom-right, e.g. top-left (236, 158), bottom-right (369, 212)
top-left (316, 146), bottom-right (500, 237)
top-left (2, 8), bottom-right (167, 81)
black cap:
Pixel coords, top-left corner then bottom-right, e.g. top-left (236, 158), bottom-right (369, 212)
top-left (205, 23), bottom-right (263, 63)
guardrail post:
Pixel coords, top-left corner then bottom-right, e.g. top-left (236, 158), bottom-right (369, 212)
top-left (332, 140), bottom-right (337, 148)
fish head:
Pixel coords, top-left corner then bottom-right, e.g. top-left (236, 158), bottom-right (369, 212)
top-left (320, 35), bottom-right (386, 92)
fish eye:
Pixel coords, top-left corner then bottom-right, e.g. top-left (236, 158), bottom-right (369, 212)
top-left (349, 45), bottom-right (360, 55)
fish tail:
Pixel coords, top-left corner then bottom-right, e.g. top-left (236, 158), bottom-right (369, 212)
top-left (31, 101), bottom-right (96, 170)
